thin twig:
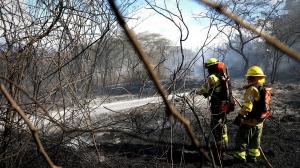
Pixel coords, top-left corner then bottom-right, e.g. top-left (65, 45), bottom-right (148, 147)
top-left (0, 76), bottom-right (66, 131)
top-left (108, 0), bottom-right (211, 162)
top-left (0, 84), bottom-right (61, 168)
top-left (183, 95), bottom-right (216, 167)
top-left (196, 0), bottom-right (300, 62)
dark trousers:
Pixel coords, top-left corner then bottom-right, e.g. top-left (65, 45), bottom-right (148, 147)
top-left (235, 123), bottom-right (263, 157)
top-left (210, 103), bottom-right (228, 145)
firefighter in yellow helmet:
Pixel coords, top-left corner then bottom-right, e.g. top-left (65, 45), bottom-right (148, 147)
top-left (233, 66), bottom-right (272, 163)
top-left (195, 57), bottom-right (235, 161)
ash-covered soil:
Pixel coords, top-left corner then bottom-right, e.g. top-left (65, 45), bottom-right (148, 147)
top-left (17, 81), bottom-right (299, 168)
top-left (92, 81), bottom-right (300, 168)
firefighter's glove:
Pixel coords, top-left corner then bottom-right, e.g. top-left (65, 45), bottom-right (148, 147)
top-left (233, 114), bottom-right (245, 126)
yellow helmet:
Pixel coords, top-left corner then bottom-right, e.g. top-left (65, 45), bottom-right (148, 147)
top-left (205, 58), bottom-right (218, 68)
top-left (245, 66), bottom-right (266, 77)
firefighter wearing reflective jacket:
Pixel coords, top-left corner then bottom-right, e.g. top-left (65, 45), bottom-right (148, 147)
top-left (233, 65), bottom-right (272, 163)
top-left (195, 57), bottom-right (234, 159)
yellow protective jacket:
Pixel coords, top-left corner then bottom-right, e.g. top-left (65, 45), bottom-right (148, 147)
top-left (239, 82), bottom-right (264, 126)
top-left (197, 74), bottom-right (222, 97)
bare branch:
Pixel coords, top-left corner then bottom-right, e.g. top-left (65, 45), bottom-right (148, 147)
top-left (108, 0), bottom-right (211, 162)
top-left (195, 0), bottom-right (300, 62)
top-left (0, 84), bottom-right (61, 168)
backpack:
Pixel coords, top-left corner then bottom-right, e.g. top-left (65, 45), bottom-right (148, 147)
top-left (213, 62), bottom-right (236, 113)
top-left (248, 85), bottom-right (272, 120)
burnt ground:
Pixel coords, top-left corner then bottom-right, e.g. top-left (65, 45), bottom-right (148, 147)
top-left (11, 81), bottom-right (300, 168)
top-left (90, 82), bottom-right (300, 168)
top-left (91, 115), bottom-right (300, 168)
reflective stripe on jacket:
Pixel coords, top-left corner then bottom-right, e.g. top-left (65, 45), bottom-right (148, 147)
top-left (239, 85), bottom-right (263, 126)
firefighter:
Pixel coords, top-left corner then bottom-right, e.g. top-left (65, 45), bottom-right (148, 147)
top-left (233, 65), bottom-right (271, 163)
top-left (195, 57), bottom-right (233, 160)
